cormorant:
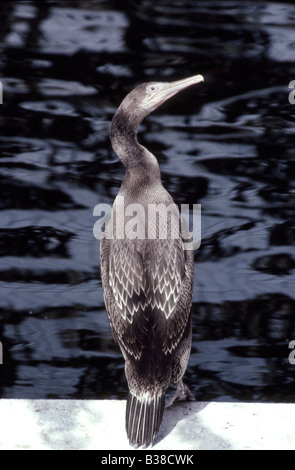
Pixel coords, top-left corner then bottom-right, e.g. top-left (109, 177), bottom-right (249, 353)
top-left (100, 74), bottom-right (204, 448)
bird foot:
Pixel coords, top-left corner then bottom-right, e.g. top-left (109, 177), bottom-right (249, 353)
top-left (165, 381), bottom-right (196, 408)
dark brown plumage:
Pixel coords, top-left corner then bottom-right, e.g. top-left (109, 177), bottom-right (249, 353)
top-left (100, 75), bottom-right (204, 447)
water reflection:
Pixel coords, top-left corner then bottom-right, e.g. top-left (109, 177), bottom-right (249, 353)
top-left (0, 0), bottom-right (294, 403)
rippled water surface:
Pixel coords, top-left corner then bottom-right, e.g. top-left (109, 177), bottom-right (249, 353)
top-left (0, 0), bottom-right (295, 402)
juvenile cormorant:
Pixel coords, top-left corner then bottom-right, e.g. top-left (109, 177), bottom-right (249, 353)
top-left (100, 74), bottom-right (204, 448)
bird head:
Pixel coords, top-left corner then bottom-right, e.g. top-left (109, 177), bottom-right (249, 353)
top-left (142, 74), bottom-right (204, 113)
top-left (116, 74), bottom-right (204, 127)
top-left (110, 74), bottom-right (204, 167)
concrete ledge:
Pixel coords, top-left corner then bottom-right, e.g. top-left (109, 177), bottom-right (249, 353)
top-left (0, 399), bottom-right (294, 450)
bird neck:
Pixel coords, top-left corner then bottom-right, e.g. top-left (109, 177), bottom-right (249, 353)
top-left (110, 110), bottom-right (161, 182)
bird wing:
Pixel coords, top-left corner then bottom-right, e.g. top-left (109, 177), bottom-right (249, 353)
top-left (100, 234), bottom-right (194, 361)
top-left (100, 236), bottom-right (148, 361)
top-left (145, 237), bottom-right (194, 355)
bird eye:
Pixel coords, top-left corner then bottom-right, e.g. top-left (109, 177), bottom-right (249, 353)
top-left (151, 86), bottom-right (155, 91)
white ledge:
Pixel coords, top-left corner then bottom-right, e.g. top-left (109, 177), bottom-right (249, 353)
top-left (0, 399), bottom-right (294, 450)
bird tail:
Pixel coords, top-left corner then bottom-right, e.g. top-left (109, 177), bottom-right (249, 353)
top-left (126, 391), bottom-right (165, 448)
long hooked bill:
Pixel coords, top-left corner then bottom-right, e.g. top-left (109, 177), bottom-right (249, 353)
top-left (148, 74), bottom-right (204, 109)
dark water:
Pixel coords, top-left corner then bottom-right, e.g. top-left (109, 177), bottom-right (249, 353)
top-left (0, 0), bottom-right (295, 402)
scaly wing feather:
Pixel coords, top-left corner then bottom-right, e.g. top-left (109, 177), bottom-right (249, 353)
top-left (101, 234), bottom-right (193, 362)
top-left (145, 238), bottom-right (194, 355)
top-left (100, 236), bottom-right (148, 360)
